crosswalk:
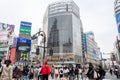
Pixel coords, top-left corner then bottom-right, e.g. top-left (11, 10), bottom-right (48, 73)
top-left (48, 72), bottom-right (118, 80)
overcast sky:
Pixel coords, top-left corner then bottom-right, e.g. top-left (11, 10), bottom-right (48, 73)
top-left (0, 0), bottom-right (118, 53)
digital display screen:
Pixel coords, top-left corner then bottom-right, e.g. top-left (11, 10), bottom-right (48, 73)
top-left (16, 42), bottom-right (31, 52)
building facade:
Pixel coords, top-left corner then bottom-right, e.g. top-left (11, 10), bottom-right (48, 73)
top-left (83, 32), bottom-right (99, 65)
top-left (0, 22), bottom-right (15, 60)
top-left (43, 0), bottom-right (83, 64)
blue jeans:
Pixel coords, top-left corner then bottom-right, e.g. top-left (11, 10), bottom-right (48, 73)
top-left (69, 76), bottom-right (74, 80)
top-left (23, 75), bottom-right (27, 80)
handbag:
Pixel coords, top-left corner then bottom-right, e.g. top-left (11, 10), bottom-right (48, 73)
top-left (94, 70), bottom-right (97, 79)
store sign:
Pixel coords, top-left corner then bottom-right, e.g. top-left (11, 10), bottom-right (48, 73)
top-left (0, 47), bottom-right (8, 52)
top-left (19, 21), bottom-right (32, 35)
top-left (16, 38), bottom-right (31, 52)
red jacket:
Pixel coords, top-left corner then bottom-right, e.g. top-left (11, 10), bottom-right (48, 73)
top-left (41, 62), bottom-right (50, 75)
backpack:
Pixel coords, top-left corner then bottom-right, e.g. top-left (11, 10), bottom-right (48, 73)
top-left (59, 69), bottom-right (63, 74)
top-left (60, 70), bottom-right (63, 73)
top-left (75, 68), bottom-right (79, 75)
top-left (13, 70), bottom-right (18, 78)
top-left (102, 69), bottom-right (106, 76)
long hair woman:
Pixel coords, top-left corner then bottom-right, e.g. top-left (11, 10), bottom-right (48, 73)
top-left (1, 60), bottom-right (12, 80)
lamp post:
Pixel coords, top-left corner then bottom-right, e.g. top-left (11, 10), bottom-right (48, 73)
top-left (40, 32), bottom-right (46, 63)
top-left (31, 29), bottom-right (46, 64)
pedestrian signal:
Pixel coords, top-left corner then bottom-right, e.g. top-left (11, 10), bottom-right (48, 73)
top-left (36, 47), bottom-right (39, 55)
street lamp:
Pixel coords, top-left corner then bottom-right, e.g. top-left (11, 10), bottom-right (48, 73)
top-left (31, 29), bottom-right (46, 64)
top-left (40, 31), bottom-right (46, 63)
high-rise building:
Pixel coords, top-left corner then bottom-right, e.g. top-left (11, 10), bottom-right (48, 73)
top-left (43, 0), bottom-right (83, 64)
top-left (114, 0), bottom-right (120, 64)
top-left (83, 31), bottom-right (99, 65)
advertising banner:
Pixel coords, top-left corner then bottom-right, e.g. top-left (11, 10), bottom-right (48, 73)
top-left (16, 38), bottom-right (31, 52)
top-left (0, 23), bottom-right (14, 41)
top-left (20, 52), bottom-right (29, 61)
top-left (84, 34), bottom-right (87, 53)
top-left (115, 13), bottom-right (120, 33)
top-left (10, 48), bottom-right (16, 64)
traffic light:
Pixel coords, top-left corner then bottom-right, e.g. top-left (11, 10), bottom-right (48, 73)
top-left (36, 47), bottom-right (39, 55)
top-left (49, 48), bottom-right (53, 56)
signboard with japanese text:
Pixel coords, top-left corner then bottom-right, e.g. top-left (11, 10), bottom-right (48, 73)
top-left (16, 38), bottom-right (31, 52)
top-left (19, 21), bottom-right (32, 35)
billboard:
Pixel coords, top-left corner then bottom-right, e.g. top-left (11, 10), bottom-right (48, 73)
top-left (19, 21), bottom-right (32, 35)
top-left (84, 34), bottom-right (87, 53)
top-left (16, 38), bottom-right (31, 52)
top-left (20, 52), bottom-right (29, 61)
top-left (115, 13), bottom-right (120, 33)
top-left (0, 23), bottom-right (14, 41)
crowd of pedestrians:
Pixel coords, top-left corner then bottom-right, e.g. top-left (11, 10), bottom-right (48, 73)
top-left (48, 62), bottom-right (106, 80)
top-left (0, 59), bottom-right (108, 80)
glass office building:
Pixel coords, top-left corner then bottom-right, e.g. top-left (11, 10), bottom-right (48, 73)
top-left (43, 0), bottom-right (83, 64)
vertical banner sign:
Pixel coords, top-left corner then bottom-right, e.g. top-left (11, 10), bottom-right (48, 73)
top-left (116, 13), bottom-right (120, 33)
top-left (10, 48), bottom-right (16, 64)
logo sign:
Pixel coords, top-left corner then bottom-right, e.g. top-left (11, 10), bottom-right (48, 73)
top-left (19, 21), bottom-right (32, 35)
top-left (16, 38), bottom-right (31, 52)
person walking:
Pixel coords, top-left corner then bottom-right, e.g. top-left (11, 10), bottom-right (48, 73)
top-left (55, 67), bottom-right (59, 80)
top-left (86, 63), bottom-right (94, 80)
top-left (74, 66), bottom-right (79, 80)
top-left (97, 65), bottom-right (106, 79)
top-left (69, 67), bottom-right (75, 80)
top-left (13, 66), bottom-right (20, 80)
top-left (23, 65), bottom-right (29, 80)
top-left (0, 59), bottom-right (3, 80)
top-left (59, 67), bottom-right (64, 80)
top-left (19, 64), bottom-right (23, 80)
top-left (64, 67), bottom-right (69, 80)
top-left (38, 66), bottom-right (42, 80)
top-left (41, 61), bottom-right (50, 80)
top-left (1, 60), bottom-right (13, 80)
top-left (109, 68), bottom-right (113, 76)
top-left (115, 67), bottom-right (119, 79)
top-left (29, 65), bottom-right (34, 80)
top-left (82, 67), bottom-right (87, 80)
top-left (51, 66), bottom-right (55, 80)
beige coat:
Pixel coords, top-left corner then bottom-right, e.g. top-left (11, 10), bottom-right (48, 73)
top-left (1, 65), bottom-right (13, 80)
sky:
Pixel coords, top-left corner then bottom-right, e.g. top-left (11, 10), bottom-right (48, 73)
top-left (0, 0), bottom-right (118, 53)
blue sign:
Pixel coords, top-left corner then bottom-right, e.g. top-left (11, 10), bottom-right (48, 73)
top-left (84, 34), bottom-right (87, 53)
top-left (20, 21), bottom-right (32, 28)
top-left (16, 38), bottom-right (31, 52)
top-left (115, 13), bottom-right (120, 33)
top-left (17, 38), bottom-right (31, 44)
